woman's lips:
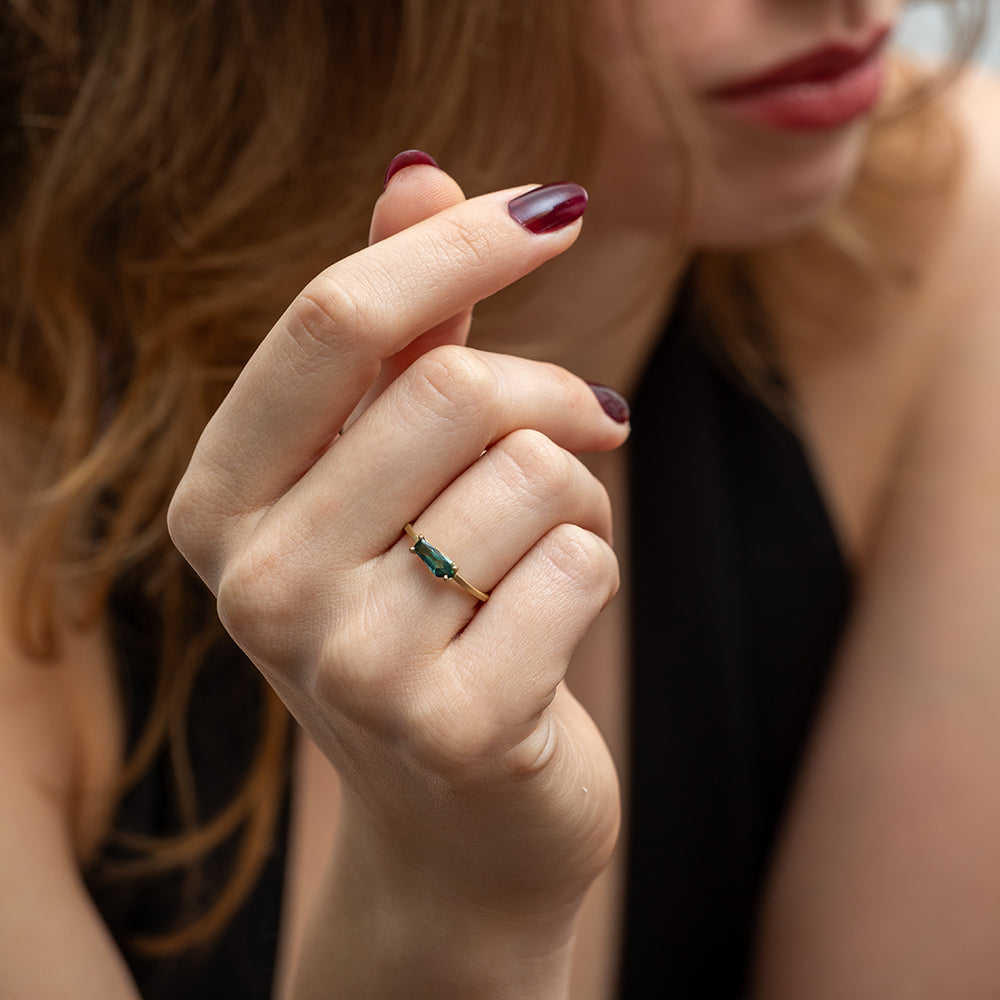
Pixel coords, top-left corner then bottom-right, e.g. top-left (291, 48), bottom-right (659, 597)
top-left (706, 27), bottom-right (891, 131)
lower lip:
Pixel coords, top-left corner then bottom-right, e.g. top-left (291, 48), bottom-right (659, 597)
top-left (711, 50), bottom-right (886, 132)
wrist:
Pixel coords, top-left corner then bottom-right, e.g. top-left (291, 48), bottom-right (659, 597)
top-left (357, 879), bottom-right (581, 999)
top-left (294, 803), bottom-right (587, 999)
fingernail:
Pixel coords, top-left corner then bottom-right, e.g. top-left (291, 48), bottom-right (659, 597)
top-left (587, 383), bottom-right (630, 424)
top-left (508, 183), bottom-right (588, 234)
top-left (383, 149), bottom-right (440, 189)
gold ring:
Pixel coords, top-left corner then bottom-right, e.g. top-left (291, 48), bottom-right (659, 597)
top-left (403, 524), bottom-right (490, 602)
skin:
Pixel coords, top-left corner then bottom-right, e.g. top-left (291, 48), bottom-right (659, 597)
top-left (175, 184), bottom-right (627, 997)
top-left (5, 1), bottom-right (1000, 997)
top-left (584, 0), bottom-right (902, 242)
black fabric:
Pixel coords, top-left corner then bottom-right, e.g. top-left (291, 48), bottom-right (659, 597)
top-left (620, 289), bottom-right (852, 996)
top-left (88, 289), bottom-right (850, 998)
top-left (86, 579), bottom-right (288, 1000)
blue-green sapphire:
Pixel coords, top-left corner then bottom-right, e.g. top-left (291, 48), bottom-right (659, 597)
top-left (412, 537), bottom-right (457, 579)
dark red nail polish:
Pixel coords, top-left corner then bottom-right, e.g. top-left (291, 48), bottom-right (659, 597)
top-left (587, 382), bottom-right (630, 424)
top-left (508, 183), bottom-right (588, 234)
top-left (383, 149), bottom-right (440, 189)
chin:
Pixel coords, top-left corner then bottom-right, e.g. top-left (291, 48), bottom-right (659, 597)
top-left (690, 122), bottom-right (872, 249)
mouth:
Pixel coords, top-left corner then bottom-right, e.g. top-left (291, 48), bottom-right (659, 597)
top-left (706, 26), bottom-right (892, 132)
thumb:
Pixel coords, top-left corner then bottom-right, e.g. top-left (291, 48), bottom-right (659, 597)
top-left (369, 150), bottom-right (466, 245)
top-left (354, 152), bottom-right (472, 418)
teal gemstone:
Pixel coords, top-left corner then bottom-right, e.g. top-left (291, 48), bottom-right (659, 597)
top-left (412, 537), bottom-right (456, 579)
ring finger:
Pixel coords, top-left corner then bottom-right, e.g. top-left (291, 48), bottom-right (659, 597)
top-left (381, 426), bottom-right (614, 644)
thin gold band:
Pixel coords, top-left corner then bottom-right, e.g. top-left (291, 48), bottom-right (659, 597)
top-left (403, 523), bottom-right (490, 602)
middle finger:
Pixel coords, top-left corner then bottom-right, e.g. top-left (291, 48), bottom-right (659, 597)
top-left (280, 346), bottom-right (628, 563)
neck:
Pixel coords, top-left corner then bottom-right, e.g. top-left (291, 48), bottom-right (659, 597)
top-left (471, 197), bottom-right (688, 397)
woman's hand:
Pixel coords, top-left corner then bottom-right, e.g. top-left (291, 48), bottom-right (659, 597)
top-left (167, 157), bottom-right (629, 987)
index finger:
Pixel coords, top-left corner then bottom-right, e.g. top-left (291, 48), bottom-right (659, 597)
top-left (188, 183), bottom-right (588, 516)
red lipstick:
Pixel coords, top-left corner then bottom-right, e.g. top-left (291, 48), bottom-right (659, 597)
top-left (708, 27), bottom-right (891, 131)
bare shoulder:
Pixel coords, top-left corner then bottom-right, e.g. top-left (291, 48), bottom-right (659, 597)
top-left (950, 65), bottom-right (1000, 169)
top-left (914, 67), bottom-right (1000, 331)
top-left (0, 552), bottom-right (136, 994)
top-left (0, 530), bottom-right (123, 864)
top-left (885, 65), bottom-right (1000, 505)
top-left (0, 420), bottom-right (138, 993)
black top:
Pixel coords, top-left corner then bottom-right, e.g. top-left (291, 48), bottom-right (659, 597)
top-left (86, 588), bottom-right (290, 998)
top-left (622, 288), bottom-right (851, 995)
top-left (88, 289), bottom-right (851, 998)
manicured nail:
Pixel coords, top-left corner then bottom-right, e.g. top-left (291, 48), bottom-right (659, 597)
top-left (507, 183), bottom-right (588, 234)
top-left (587, 382), bottom-right (630, 424)
top-left (383, 149), bottom-right (440, 189)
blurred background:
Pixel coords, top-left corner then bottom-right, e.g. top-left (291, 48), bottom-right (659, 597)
top-left (898, 1), bottom-right (999, 67)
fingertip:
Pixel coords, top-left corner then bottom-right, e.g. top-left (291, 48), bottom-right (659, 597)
top-left (507, 183), bottom-right (588, 235)
top-left (586, 383), bottom-right (630, 425)
top-left (371, 153), bottom-right (467, 247)
top-left (383, 149), bottom-right (441, 190)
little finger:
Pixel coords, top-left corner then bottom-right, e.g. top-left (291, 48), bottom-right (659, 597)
top-left (403, 523), bottom-right (620, 774)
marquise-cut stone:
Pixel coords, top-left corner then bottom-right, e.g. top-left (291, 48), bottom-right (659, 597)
top-left (413, 537), bottom-right (457, 579)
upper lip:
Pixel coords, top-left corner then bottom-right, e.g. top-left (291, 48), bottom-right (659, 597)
top-left (708, 26), bottom-right (891, 99)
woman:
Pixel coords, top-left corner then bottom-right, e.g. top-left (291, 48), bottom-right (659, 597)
top-left (3, 0), bottom-right (1000, 996)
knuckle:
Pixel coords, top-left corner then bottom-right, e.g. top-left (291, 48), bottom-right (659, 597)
top-left (492, 429), bottom-right (574, 504)
top-left (539, 523), bottom-right (619, 596)
top-left (215, 548), bottom-right (272, 652)
top-left (286, 269), bottom-right (383, 368)
top-left (166, 478), bottom-right (199, 558)
top-left (542, 360), bottom-right (591, 413)
top-left (434, 213), bottom-right (495, 274)
top-left (595, 480), bottom-right (615, 533)
top-left (403, 345), bottom-right (496, 422)
top-left (215, 527), bottom-right (309, 664)
top-left (166, 469), bottom-right (229, 585)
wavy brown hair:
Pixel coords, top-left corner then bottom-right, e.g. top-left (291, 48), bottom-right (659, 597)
top-left (0, 0), bottom-right (986, 957)
top-left (0, 0), bottom-right (596, 955)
